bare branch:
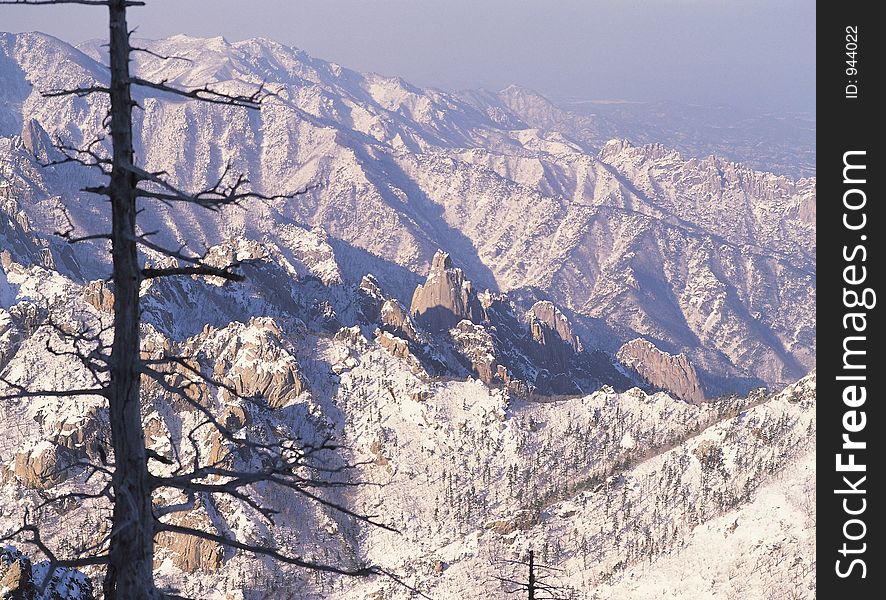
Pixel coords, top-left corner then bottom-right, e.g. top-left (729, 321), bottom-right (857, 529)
top-left (0, 1), bottom-right (383, 591)
top-left (0, 380), bottom-right (109, 401)
top-left (2, 519), bottom-right (109, 570)
top-left (41, 85), bottom-right (111, 98)
top-left (34, 478), bottom-right (114, 513)
top-left (135, 234), bottom-right (222, 266)
top-left (130, 46), bottom-right (193, 64)
top-left (51, 197), bottom-right (112, 248)
top-left (41, 135), bottom-right (112, 174)
top-left (131, 162), bottom-right (316, 212)
top-left (155, 521), bottom-right (377, 577)
top-left (129, 77), bottom-right (265, 109)
top-left (0, 0), bottom-right (123, 5)
top-left (142, 265), bottom-right (244, 281)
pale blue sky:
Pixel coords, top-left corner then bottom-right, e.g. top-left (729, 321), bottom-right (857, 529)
top-left (1, 0), bottom-right (815, 112)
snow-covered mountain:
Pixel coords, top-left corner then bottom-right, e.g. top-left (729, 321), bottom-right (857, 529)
top-left (0, 31), bottom-right (814, 395)
top-left (0, 226), bottom-right (815, 599)
top-left (0, 31), bottom-right (815, 598)
top-left (477, 85), bottom-right (816, 180)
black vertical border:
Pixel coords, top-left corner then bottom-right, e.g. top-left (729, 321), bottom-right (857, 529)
top-left (817, 1), bottom-right (882, 597)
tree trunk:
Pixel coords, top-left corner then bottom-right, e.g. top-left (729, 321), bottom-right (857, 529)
top-left (103, 1), bottom-right (155, 597)
top-left (528, 550), bottom-right (535, 600)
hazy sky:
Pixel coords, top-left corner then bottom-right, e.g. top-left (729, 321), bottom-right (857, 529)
top-left (1, 0), bottom-right (815, 112)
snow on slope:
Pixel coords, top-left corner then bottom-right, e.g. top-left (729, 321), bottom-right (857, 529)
top-left (481, 85), bottom-right (816, 180)
top-left (0, 30), bottom-right (816, 598)
top-left (0, 32), bottom-right (814, 393)
top-left (0, 236), bottom-right (815, 597)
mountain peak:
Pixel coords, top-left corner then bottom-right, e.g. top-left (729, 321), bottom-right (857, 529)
top-left (411, 251), bottom-right (481, 331)
top-left (430, 249), bottom-right (453, 272)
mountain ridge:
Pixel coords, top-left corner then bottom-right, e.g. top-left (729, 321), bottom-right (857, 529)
top-left (0, 30), bottom-right (817, 599)
top-left (0, 32), bottom-right (815, 394)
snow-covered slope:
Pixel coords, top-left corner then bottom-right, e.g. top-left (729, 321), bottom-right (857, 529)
top-left (0, 30), bottom-right (815, 598)
top-left (0, 32), bottom-right (814, 393)
top-left (0, 239), bottom-right (815, 598)
top-left (478, 85), bottom-right (815, 180)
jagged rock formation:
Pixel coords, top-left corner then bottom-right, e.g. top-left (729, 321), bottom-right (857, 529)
top-left (0, 227), bottom-right (816, 598)
top-left (527, 301), bottom-right (582, 354)
top-left (154, 508), bottom-right (225, 575)
top-left (410, 251), bottom-right (482, 331)
top-left (617, 338), bottom-right (706, 404)
top-left (0, 33), bottom-right (814, 393)
top-left (526, 300), bottom-right (583, 372)
top-left (0, 546), bottom-right (95, 600)
top-left (19, 120), bottom-right (57, 164)
top-left (0, 30), bottom-right (817, 600)
top-left (82, 280), bottom-right (114, 314)
top-left (7, 442), bottom-right (76, 490)
top-left (205, 318), bottom-right (307, 410)
top-left (406, 251), bottom-right (631, 395)
top-left (380, 299), bottom-right (421, 343)
top-left (1, 546), bottom-right (35, 599)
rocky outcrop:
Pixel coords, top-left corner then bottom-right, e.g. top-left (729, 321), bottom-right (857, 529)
top-left (380, 299), bottom-right (420, 342)
top-left (410, 251), bottom-right (482, 331)
top-left (450, 320), bottom-right (497, 384)
top-left (376, 329), bottom-right (428, 376)
top-left (377, 330), bottom-right (412, 360)
top-left (8, 442), bottom-right (76, 490)
top-left (448, 321), bottom-right (533, 398)
top-left (526, 300), bottom-right (583, 372)
top-left (207, 318), bottom-right (306, 410)
top-left (49, 405), bottom-right (106, 462)
top-left (0, 546), bottom-right (95, 600)
top-left (617, 338), bottom-right (706, 404)
top-left (82, 280), bottom-right (115, 313)
top-left (0, 546), bottom-right (34, 600)
top-left (357, 274), bottom-right (385, 321)
top-left (20, 119), bottom-right (58, 163)
top-left (0, 195), bottom-right (42, 271)
top-left (155, 508), bottom-right (225, 575)
top-left (527, 301), bottom-right (582, 353)
top-left (797, 195), bottom-right (816, 227)
top-left (0, 307), bottom-right (20, 370)
top-left (484, 510), bottom-right (539, 535)
top-left (0, 264), bottom-right (13, 309)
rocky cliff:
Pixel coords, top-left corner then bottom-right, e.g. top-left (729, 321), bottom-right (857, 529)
top-left (0, 30), bottom-right (817, 599)
top-left (0, 32), bottom-right (814, 394)
top-left (410, 251), bottom-right (483, 331)
top-left (617, 338), bottom-right (706, 404)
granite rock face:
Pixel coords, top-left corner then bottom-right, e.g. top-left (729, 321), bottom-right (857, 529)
top-left (154, 508), bottom-right (225, 575)
top-left (617, 338), bottom-right (706, 404)
top-left (82, 280), bottom-right (115, 314)
top-left (410, 251), bottom-right (482, 331)
top-left (405, 251), bottom-right (632, 395)
top-left (8, 442), bottom-right (76, 490)
top-left (0, 546), bottom-right (34, 600)
top-left (527, 300), bottom-right (583, 372)
top-left (205, 318), bottom-right (307, 410)
top-left (0, 546), bottom-right (95, 600)
top-left (527, 301), bottom-right (582, 354)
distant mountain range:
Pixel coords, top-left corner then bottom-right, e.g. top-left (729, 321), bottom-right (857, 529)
top-left (0, 32), bottom-right (815, 599)
top-left (0, 32), bottom-right (814, 395)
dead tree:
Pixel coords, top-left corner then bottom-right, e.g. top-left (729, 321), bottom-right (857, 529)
top-left (0, 1), bottom-right (394, 598)
top-left (492, 550), bottom-right (576, 600)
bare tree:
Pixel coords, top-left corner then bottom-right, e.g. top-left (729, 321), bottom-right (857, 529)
top-left (492, 550), bottom-right (576, 600)
top-left (0, 1), bottom-right (391, 598)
